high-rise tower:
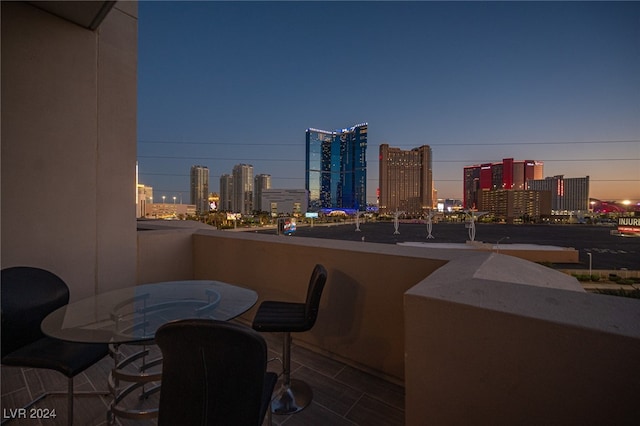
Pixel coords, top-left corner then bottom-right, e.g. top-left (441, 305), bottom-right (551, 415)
top-left (253, 174), bottom-right (271, 212)
top-left (305, 123), bottom-right (367, 211)
top-left (190, 165), bottom-right (209, 215)
top-left (379, 144), bottom-right (433, 215)
top-left (232, 164), bottom-right (254, 214)
top-left (463, 159), bottom-right (543, 209)
top-left (527, 175), bottom-right (590, 213)
top-left (219, 174), bottom-right (233, 211)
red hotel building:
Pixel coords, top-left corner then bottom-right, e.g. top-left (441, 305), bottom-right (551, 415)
top-left (463, 158), bottom-right (543, 209)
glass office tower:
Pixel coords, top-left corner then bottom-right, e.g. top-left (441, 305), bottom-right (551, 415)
top-left (305, 123), bottom-right (367, 211)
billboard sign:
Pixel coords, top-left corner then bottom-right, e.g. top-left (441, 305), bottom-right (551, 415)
top-left (618, 217), bottom-right (640, 235)
top-left (277, 217), bottom-right (296, 235)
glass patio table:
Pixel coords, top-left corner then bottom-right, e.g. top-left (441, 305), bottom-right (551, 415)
top-left (41, 280), bottom-right (258, 423)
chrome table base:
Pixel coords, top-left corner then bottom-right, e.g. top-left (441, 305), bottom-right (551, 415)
top-left (107, 343), bottom-right (161, 424)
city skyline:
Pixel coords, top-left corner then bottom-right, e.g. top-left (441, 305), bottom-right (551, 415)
top-left (137, 1), bottom-right (639, 203)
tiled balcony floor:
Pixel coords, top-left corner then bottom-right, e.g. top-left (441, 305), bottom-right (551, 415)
top-left (1, 326), bottom-right (404, 426)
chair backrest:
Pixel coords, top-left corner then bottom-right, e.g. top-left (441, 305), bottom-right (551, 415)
top-left (156, 319), bottom-right (270, 426)
top-left (303, 264), bottom-right (327, 329)
top-left (1, 267), bottom-right (70, 358)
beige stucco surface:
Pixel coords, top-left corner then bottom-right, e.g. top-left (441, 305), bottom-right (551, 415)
top-left (192, 230), bottom-right (450, 381)
top-left (1, 2), bottom-right (138, 299)
top-left (405, 254), bottom-right (640, 425)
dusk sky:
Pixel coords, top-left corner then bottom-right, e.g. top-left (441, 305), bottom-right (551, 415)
top-left (137, 1), bottom-right (640, 205)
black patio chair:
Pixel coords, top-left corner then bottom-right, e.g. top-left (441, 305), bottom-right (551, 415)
top-left (155, 319), bottom-right (277, 426)
top-left (1, 266), bottom-right (109, 426)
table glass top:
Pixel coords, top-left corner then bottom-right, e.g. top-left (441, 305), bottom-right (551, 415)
top-left (41, 281), bottom-right (257, 344)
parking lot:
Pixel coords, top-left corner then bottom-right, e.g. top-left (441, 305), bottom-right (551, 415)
top-left (267, 222), bottom-right (640, 271)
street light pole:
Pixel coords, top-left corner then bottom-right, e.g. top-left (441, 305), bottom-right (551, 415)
top-left (496, 236), bottom-right (509, 254)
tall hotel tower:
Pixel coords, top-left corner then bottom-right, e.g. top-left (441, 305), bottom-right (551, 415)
top-left (305, 123), bottom-right (368, 211)
top-left (463, 159), bottom-right (543, 209)
top-left (219, 174), bottom-right (233, 211)
top-left (379, 144), bottom-right (433, 215)
top-left (232, 164), bottom-right (254, 215)
top-left (527, 175), bottom-right (590, 213)
top-left (253, 174), bottom-right (271, 212)
top-left (190, 165), bottom-right (209, 215)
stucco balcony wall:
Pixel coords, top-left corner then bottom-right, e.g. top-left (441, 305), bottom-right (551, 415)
top-left (137, 227), bottom-right (196, 284)
top-left (136, 220), bottom-right (214, 284)
top-left (405, 253), bottom-right (640, 425)
top-left (191, 229), bottom-right (450, 381)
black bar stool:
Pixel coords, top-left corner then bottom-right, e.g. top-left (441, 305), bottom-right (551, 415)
top-left (252, 264), bottom-right (328, 414)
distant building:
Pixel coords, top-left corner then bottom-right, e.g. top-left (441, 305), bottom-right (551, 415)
top-left (262, 189), bottom-right (308, 217)
top-left (305, 123), bottom-right (367, 211)
top-left (463, 158), bottom-right (543, 209)
top-left (219, 174), bottom-right (233, 211)
top-left (148, 203), bottom-right (196, 219)
top-left (190, 165), bottom-right (209, 215)
top-left (253, 174), bottom-right (272, 212)
top-left (232, 163), bottom-right (253, 214)
top-left (136, 184), bottom-right (153, 218)
top-left (436, 198), bottom-right (463, 213)
top-left (478, 189), bottom-right (551, 223)
top-left (379, 144), bottom-right (433, 215)
top-left (527, 175), bottom-right (590, 214)
top-left (136, 161), bottom-right (153, 218)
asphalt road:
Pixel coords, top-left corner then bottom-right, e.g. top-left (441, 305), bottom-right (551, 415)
top-left (260, 222), bottom-right (640, 271)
